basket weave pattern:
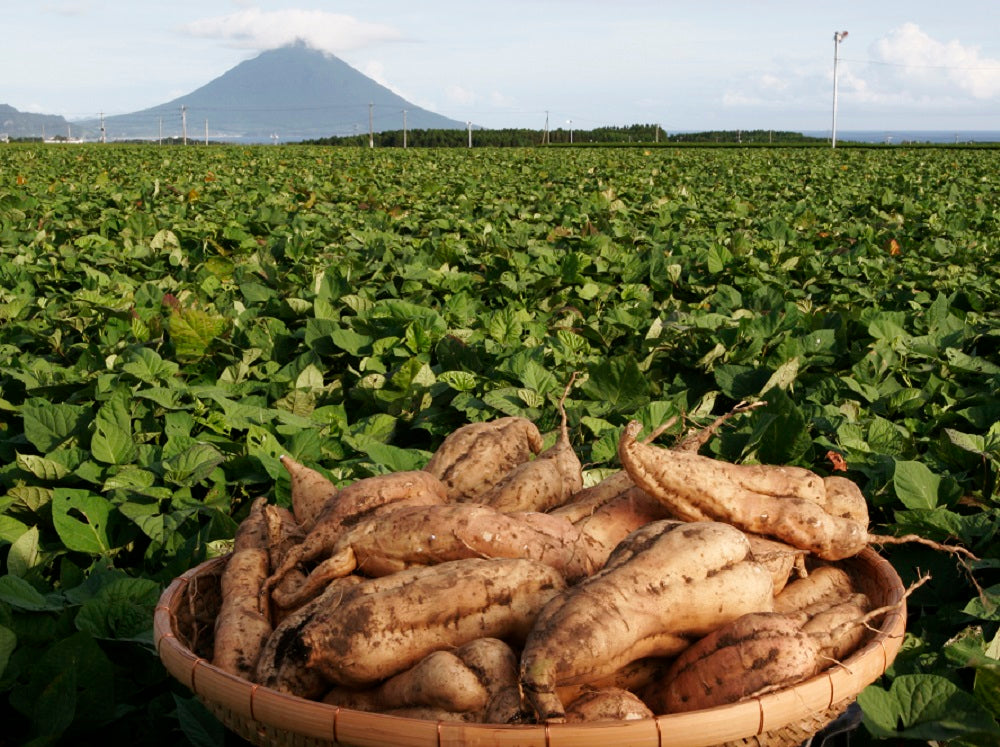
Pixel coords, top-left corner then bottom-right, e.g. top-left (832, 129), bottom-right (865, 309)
top-left (154, 547), bottom-right (906, 747)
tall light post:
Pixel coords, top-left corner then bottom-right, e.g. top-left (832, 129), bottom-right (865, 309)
top-left (831, 31), bottom-right (848, 149)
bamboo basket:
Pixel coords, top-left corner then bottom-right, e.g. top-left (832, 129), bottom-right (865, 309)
top-left (154, 546), bottom-right (906, 747)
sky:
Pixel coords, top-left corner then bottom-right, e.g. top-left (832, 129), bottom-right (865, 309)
top-left (4, 0), bottom-right (1000, 134)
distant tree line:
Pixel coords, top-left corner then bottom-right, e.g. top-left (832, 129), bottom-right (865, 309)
top-left (300, 125), bottom-right (827, 148)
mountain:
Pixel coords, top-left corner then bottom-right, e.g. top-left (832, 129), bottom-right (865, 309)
top-left (0, 105), bottom-right (72, 140)
top-left (77, 43), bottom-right (467, 143)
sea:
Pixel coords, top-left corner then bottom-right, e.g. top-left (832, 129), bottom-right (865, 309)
top-left (800, 130), bottom-right (1000, 144)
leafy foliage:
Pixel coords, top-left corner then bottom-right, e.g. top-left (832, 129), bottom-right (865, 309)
top-left (0, 143), bottom-right (998, 745)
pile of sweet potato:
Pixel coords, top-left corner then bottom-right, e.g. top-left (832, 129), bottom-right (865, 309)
top-left (204, 397), bottom-right (896, 725)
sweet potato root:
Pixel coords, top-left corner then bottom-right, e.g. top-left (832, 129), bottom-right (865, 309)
top-left (286, 558), bottom-right (566, 689)
top-left (212, 498), bottom-right (273, 678)
top-left (473, 383), bottom-right (583, 513)
top-left (271, 503), bottom-right (602, 610)
top-left (424, 417), bottom-right (544, 502)
top-left (550, 470), bottom-right (673, 565)
top-left (519, 520), bottom-right (774, 722)
top-left (745, 534), bottom-right (805, 595)
top-left (322, 650), bottom-right (489, 713)
top-left (279, 454), bottom-right (338, 531)
top-left (773, 564), bottom-right (856, 613)
top-left (322, 637), bottom-right (520, 720)
top-left (264, 470), bottom-right (449, 606)
top-left (618, 421), bottom-right (870, 560)
top-left (564, 687), bottom-right (654, 722)
top-left (648, 589), bottom-right (873, 714)
top-left (648, 611), bottom-right (820, 713)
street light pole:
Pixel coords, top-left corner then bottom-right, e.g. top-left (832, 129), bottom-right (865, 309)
top-left (831, 30), bottom-right (848, 149)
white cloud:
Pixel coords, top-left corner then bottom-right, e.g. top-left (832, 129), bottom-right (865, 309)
top-left (446, 85), bottom-right (477, 106)
top-left (867, 23), bottom-right (1000, 100)
top-left (719, 23), bottom-right (1000, 121)
top-left (183, 9), bottom-right (405, 54)
top-left (42, 2), bottom-right (92, 16)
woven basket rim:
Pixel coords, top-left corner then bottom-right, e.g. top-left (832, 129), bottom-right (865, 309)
top-left (154, 546), bottom-right (906, 747)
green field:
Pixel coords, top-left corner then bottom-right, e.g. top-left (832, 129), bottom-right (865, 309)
top-left (1, 143), bottom-right (998, 745)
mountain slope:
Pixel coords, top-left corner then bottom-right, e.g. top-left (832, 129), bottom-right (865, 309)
top-left (82, 43), bottom-right (466, 143)
top-left (0, 105), bottom-right (71, 140)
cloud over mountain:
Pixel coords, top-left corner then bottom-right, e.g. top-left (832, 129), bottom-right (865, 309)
top-left (183, 9), bottom-right (406, 54)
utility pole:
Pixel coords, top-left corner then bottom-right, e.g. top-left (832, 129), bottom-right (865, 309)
top-left (543, 111), bottom-right (549, 145)
top-left (402, 109), bottom-right (407, 148)
top-left (181, 105), bottom-right (188, 146)
top-left (369, 102), bottom-right (374, 148)
top-left (831, 31), bottom-right (848, 148)
top-left (467, 121), bottom-right (472, 148)
top-left (100, 112), bottom-right (106, 143)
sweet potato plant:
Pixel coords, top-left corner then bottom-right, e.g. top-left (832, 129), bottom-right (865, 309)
top-left (0, 142), bottom-right (998, 745)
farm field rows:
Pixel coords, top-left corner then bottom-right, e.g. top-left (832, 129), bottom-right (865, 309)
top-left (0, 143), bottom-right (998, 745)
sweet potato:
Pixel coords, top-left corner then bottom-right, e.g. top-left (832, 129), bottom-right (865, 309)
top-left (745, 534), bottom-right (805, 595)
top-left (262, 504), bottom-right (309, 620)
top-left (289, 558), bottom-right (566, 689)
top-left (264, 470), bottom-right (449, 606)
top-left (257, 572), bottom-right (400, 697)
top-left (648, 591), bottom-right (873, 714)
top-left (212, 497), bottom-right (273, 678)
top-left (322, 637), bottom-right (520, 721)
top-left (618, 421), bottom-right (870, 560)
top-left (271, 503), bottom-right (600, 610)
top-left (474, 390), bottom-right (583, 513)
top-left (322, 650), bottom-right (489, 713)
top-left (519, 520), bottom-right (775, 722)
top-left (772, 564), bottom-right (855, 613)
top-left (648, 611), bottom-right (819, 713)
top-left (550, 470), bottom-right (673, 565)
top-left (801, 592), bottom-right (872, 660)
top-left (339, 503), bottom-right (602, 581)
top-left (453, 638), bottom-right (520, 709)
top-left (564, 688), bottom-right (654, 722)
top-left (280, 454), bottom-right (338, 531)
top-left (424, 417), bottom-right (544, 502)
top-left (557, 657), bottom-right (672, 708)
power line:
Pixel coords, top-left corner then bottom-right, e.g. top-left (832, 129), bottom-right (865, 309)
top-left (840, 57), bottom-right (1000, 71)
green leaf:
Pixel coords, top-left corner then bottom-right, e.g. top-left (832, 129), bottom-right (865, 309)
top-left (760, 357), bottom-right (800, 393)
top-left (74, 577), bottom-right (160, 643)
top-left (7, 525), bottom-right (41, 577)
top-left (121, 346), bottom-right (180, 382)
top-left (345, 435), bottom-right (431, 472)
top-left (161, 443), bottom-right (225, 488)
top-left (859, 674), bottom-right (1000, 741)
top-left (438, 370), bottom-right (477, 392)
top-left (329, 325), bottom-right (373, 355)
top-left (91, 389), bottom-right (138, 465)
top-left (945, 348), bottom-right (1000, 375)
top-left (9, 631), bottom-right (116, 736)
top-left (0, 574), bottom-right (64, 611)
top-left (581, 356), bottom-right (650, 415)
top-left (51, 488), bottom-right (115, 555)
top-left (174, 694), bottom-right (226, 747)
top-left (20, 400), bottom-right (90, 453)
top-left (963, 585), bottom-right (1000, 622)
top-left (0, 625), bottom-right (16, 679)
top-left (16, 452), bottom-right (71, 480)
top-left (893, 460), bottom-right (942, 509)
top-left (165, 298), bottom-right (228, 362)
top-left (743, 387), bottom-right (811, 465)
